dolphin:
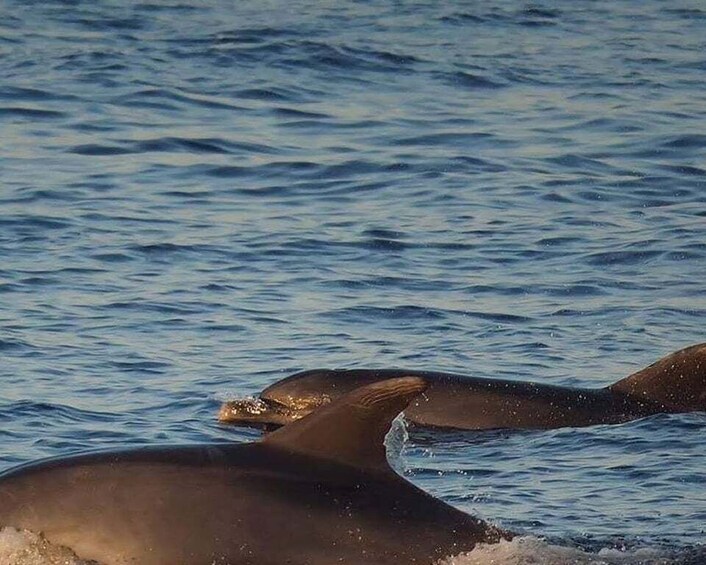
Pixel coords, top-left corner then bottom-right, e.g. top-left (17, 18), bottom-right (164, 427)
top-left (0, 378), bottom-right (508, 565)
top-left (219, 343), bottom-right (706, 431)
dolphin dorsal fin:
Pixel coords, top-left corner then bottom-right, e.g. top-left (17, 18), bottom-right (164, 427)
top-left (262, 377), bottom-right (427, 471)
top-left (608, 343), bottom-right (706, 411)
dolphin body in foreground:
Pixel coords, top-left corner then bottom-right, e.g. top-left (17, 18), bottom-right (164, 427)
top-left (219, 343), bottom-right (706, 431)
top-left (0, 378), bottom-right (508, 565)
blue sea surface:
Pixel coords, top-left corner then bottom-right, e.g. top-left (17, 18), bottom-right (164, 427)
top-left (1, 0), bottom-right (704, 562)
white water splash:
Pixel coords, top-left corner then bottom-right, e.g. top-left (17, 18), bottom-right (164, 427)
top-left (438, 536), bottom-right (679, 565)
top-left (0, 527), bottom-right (100, 565)
top-left (0, 528), bottom-right (694, 565)
top-left (384, 412), bottom-right (409, 473)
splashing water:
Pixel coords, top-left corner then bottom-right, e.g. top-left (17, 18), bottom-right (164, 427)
top-left (439, 536), bottom-right (699, 565)
top-left (3, 528), bottom-right (700, 565)
top-left (0, 527), bottom-right (100, 565)
top-left (384, 413), bottom-right (410, 473)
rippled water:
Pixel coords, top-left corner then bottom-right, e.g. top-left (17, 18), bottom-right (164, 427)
top-left (1, 0), bottom-right (704, 563)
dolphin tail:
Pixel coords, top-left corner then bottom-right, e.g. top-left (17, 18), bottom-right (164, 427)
top-left (608, 343), bottom-right (706, 412)
top-left (262, 377), bottom-right (427, 471)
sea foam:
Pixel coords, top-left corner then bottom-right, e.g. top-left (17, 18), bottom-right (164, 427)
top-left (439, 536), bottom-right (681, 565)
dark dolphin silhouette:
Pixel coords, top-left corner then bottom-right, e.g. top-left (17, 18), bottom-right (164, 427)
top-left (219, 343), bottom-right (706, 431)
top-left (0, 378), bottom-right (509, 565)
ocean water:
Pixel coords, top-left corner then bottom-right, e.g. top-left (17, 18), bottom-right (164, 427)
top-left (1, 0), bottom-right (704, 563)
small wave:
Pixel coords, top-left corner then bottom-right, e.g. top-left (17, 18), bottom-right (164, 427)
top-left (213, 26), bottom-right (302, 45)
top-left (0, 86), bottom-right (79, 103)
top-left (440, 7), bottom-right (559, 27)
top-left (133, 137), bottom-right (233, 155)
top-left (439, 13), bottom-right (487, 24)
top-left (110, 360), bottom-right (171, 374)
top-left (128, 242), bottom-right (216, 256)
top-left (100, 298), bottom-right (203, 317)
top-left (0, 216), bottom-right (72, 231)
top-left (234, 87), bottom-right (301, 102)
top-left (523, 7), bottom-right (561, 20)
top-left (0, 338), bottom-right (33, 352)
top-left (69, 144), bottom-right (134, 156)
top-left (362, 237), bottom-right (409, 252)
top-left (452, 155), bottom-right (507, 173)
top-left (90, 252), bottom-right (134, 263)
top-left (114, 87), bottom-right (247, 112)
top-left (0, 107), bottom-right (66, 119)
top-left (0, 400), bottom-right (116, 425)
top-left (663, 8), bottom-right (706, 20)
top-left (584, 250), bottom-right (663, 267)
top-left (436, 70), bottom-right (506, 89)
top-left (270, 106), bottom-right (330, 119)
top-left (326, 304), bottom-right (448, 323)
top-left (9, 188), bottom-right (82, 203)
top-left (72, 14), bottom-right (145, 32)
top-left (465, 310), bottom-right (534, 324)
top-left (439, 536), bottom-right (690, 565)
top-left (543, 154), bottom-right (619, 174)
top-left (661, 134), bottom-right (706, 149)
top-left (658, 164), bottom-right (706, 177)
top-left (544, 284), bottom-right (607, 297)
top-left (279, 41), bottom-right (420, 74)
top-left (394, 132), bottom-right (496, 147)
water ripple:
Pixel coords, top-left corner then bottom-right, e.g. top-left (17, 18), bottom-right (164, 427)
top-left (1, 0), bottom-right (704, 557)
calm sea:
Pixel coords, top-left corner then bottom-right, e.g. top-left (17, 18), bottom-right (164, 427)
top-left (1, 0), bottom-right (704, 563)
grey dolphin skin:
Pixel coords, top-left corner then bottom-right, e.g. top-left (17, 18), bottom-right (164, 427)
top-left (219, 343), bottom-right (706, 431)
top-left (0, 378), bottom-right (508, 565)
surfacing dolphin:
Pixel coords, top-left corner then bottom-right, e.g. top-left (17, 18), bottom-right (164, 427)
top-left (0, 378), bottom-right (509, 565)
top-left (219, 343), bottom-right (706, 431)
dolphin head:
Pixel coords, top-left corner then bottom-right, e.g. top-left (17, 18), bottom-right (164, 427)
top-left (219, 369), bottom-right (388, 429)
top-left (218, 396), bottom-right (314, 430)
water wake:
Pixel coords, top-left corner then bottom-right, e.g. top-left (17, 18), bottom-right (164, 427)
top-left (440, 536), bottom-right (697, 565)
top-left (1, 527), bottom-right (700, 565)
